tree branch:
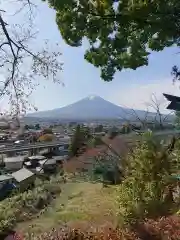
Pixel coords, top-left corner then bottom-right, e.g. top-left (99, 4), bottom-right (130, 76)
top-left (0, 1), bottom-right (63, 116)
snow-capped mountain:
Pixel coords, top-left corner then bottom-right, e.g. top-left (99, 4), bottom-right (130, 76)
top-left (27, 95), bottom-right (166, 120)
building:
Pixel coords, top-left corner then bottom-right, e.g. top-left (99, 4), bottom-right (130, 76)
top-left (163, 93), bottom-right (180, 111)
top-left (0, 121), bottom-right (9, 130)
top-left (24, 155), bottom-right (46, 169)
top-left (11, 168), bottom-right (35, 191)
top-left (4, 156), bottom-right (24, 171)
top-left (40, 158), bottom-right (57, 173)
top-left (28, 155), bottom-right (46, 161)
top-left (0, 175), bottom-right (16, 200)
top-left (0, 175), bottom-right (14, 187)
top-left (52, 155), bottom-right (69, 163)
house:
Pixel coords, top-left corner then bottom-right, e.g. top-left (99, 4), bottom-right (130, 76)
top-left (28, 155), bottom-right (46, 161)
top-left (27, 155), bottom-right (46, 168)
top-left (11, 168), bottom-right (35, 191)
top-left (4, 156), bottom-right (24, 171)
top-left (53, 155), bottom-right (69, 163)
top-left (40, 158), bottom-right (57, 173)
top-left (0, 175), bottom-right (16, 200)
top-left (0, 175), bottom-right (13, 183)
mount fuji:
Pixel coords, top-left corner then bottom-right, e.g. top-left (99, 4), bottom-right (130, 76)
top-left (27, 95), bottom-right (163, 120)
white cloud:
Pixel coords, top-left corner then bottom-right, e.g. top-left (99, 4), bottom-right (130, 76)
top-left (110, 79), bottom-right (180, 113)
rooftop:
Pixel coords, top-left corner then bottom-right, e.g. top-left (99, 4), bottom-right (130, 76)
top-left (12, 168), bottom-right (34, 182)
top-left (4, 156), bottom-right (24, 163)
top-left (52, 155), bottom-right (68, 161)
top-left (0, 174), bottom-right (13, 182)
top-left (28, 155), bottom-right (46, 160)
top-left (43, 159), bottom-right (56, 165)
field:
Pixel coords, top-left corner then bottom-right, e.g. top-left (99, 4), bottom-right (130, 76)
top-left (16, 177), bottom-right (118, 238)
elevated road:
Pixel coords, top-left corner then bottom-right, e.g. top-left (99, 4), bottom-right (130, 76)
top-left (0, 130), bottom-right (179, 154)
top-left (0, 140), bottom-right (70, 154)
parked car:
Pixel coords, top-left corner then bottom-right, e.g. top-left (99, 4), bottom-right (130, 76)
top-left (0, 145), bottom-right (5, 148)
top-left (14, 140), bottom-right (24, 144)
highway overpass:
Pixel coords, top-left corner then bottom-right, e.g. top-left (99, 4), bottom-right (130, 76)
top-left (0, 140), bottom-right (70, 154)
top-left (0, 129), bottom-right (179, 155)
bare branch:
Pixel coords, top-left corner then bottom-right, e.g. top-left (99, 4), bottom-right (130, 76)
top-left (118, 105), bottom-right (150, 130)
top-left (116, 93), bottom-right (173, 134)
top-left (0, 1), bottom-right (63, 116)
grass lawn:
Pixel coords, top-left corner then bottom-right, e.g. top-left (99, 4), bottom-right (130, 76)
top-left (16, 179), bottom-right (118, 237)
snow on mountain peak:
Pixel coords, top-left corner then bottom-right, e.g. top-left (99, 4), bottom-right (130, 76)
top-left (88, 95), bottom-right (97, 100)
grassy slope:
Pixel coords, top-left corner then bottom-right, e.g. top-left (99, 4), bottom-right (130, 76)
top-left (16, 180), bottom-right (118, 237)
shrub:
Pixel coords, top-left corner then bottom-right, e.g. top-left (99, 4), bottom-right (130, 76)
top-left (0, 175), bottom-right (62, 234)
top-left (93, 165), bottom-right (104, 175)
top-left (32, 226), bottom-right (139, 240)
top-left (93, 154), bottom-right (122, 185)
top-left (117, 132), bottom-right (180, 225)
top-left (88, 137), bottom-right (102, 148)
top-left (136, 216), bottom-right (180, 240)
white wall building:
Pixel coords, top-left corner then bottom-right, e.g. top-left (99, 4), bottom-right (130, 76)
top-left (4, 156), bottom-right (24, 171)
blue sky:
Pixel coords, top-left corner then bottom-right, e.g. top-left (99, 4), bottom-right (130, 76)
top-left (4, 1), bottom-right (180, 113)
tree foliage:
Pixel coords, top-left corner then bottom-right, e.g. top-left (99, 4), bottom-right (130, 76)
top-left (38, 133), bottom-right (54, 142)
top-left (175, 111), bottom-right (180, 129)
top-left (69, 124), bottom-right (84, 156)
top-left (69, 125), bottom-right (91, 156)
top-left (117, 132), bottom-right (180, 224)
top-left (35, 123), bottom-right (40, 130)
top-left (43, 128), bottom-right (53, 134)
top-left (94, 124), bottom-right (103, 133)
top-left (44, 0), bottom-right (180, 81)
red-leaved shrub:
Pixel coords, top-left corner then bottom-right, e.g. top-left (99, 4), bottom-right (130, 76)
top-left (5, 215), bottom-right (180, 240)
top-left (34, 226), bottom-right (139, 240)
top-left (136, 216), bottom-right (180, 240)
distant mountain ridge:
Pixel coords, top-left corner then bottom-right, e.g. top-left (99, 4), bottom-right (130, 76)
top-left (27, 95), bottom-right (172, 121)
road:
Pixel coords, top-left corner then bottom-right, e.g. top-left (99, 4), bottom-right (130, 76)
top-left (153, 129), bottom-right (180, 136)
top-left (128, 129), bottom-right (180, 137)
top-left (0, 129), bottom-right (179, 154)
top-left (0, 140), bottom-right (70, 154)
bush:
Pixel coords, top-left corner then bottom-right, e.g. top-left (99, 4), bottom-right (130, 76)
top-left (117, 132), bottom-right (180, 225)
top-left (18, 216), bottom-right (180, 239)
top-left (93, 155), bottom-right (122, 185)
top-left (93, 165), bottom-right (104, 175)
top-left (0, 175), bottom-right (62, 234)
top-left (136, 216), bottom-right (180, 240)
top-left (88, 137), bottom-right (102, 148)
top-left (32, 226), bottom-right (138, 240)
